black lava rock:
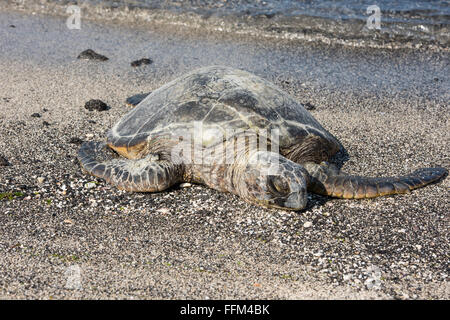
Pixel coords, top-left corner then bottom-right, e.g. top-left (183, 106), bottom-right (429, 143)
top-left (304, 102), bottom-right (316, 111)
top-left (84, 99), bottom-right (109, 111)
top-left (69, 137), bottom-right (84, 145)
top-left (77, 49), bottom-right (109, 61)
top-left (131, 58), bottom-right (153, 67)
top-left (125, 92), bottom-right (151, 107)
top-left (31, 113), bottom-right (41, 118)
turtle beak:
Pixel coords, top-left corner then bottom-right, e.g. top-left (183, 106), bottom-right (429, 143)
top-left (267, 189), bottom-right (307, 210)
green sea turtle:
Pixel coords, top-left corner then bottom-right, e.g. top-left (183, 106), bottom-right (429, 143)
top-left (78, 66), bottom-right (447, 210)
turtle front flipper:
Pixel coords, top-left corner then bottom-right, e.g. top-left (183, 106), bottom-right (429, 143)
top-left (304, 162), bottom-right (447, 199)
top-left (78, 141), bottom-right (183, 192)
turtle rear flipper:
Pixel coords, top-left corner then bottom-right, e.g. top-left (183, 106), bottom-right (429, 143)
top-left (125, 93), bottom-right (151, 108)
top-left (304, 162), bottom-right (447, 199)
top-left (78, 141), bottom-right (182, 192)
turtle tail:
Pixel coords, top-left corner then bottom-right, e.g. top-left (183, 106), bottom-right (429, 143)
top-left (77, 141), bottom-right (182, 192)
top-left (304, 162), bottom-right (447, 199)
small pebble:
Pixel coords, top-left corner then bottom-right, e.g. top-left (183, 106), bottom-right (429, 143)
top-left (343, 274), bottom-right (352, 281)
top-left (77, 49), bottom-right (109, 61)
top-left (84, 99), bottom-right (109, 111)
top-left (37, 177), bottom-right (45, 184)
top-left (31, 113), bottom-right (41, 118)
top-left (180, 183), bottom-right (192, 188)
top-left (85, 182), bottom-right (96, 189)
top-left (156, 208), bottom-right (170, 214)
top-left (303, 221), bottom-right (313, 228)
top-left (63, 219), bottom-right (74, 225)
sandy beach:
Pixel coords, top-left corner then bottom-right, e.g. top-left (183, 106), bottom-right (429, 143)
top-left (0, 7), bottom-right (448, 299)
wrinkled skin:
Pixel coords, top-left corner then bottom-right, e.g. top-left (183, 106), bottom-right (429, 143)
top-left (236, 151), bottom-right (310, 210)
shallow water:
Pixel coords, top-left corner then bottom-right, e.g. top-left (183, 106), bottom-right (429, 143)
top-left (10, 0), bottom-right (450, 49)
top-left (1, 9), bottom-right (448, 105)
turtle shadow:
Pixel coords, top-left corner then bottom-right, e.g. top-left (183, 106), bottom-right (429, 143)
top-left (302, 193), bottom-right (330, 211)
top-left (329, 146), bottom-right (350, 170)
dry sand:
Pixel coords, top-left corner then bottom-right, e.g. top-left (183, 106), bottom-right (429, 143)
top-left (0, 9), bottom-right (448, 299)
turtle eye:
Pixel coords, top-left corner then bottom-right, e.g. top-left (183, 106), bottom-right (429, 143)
top-left (268, 176), bottom-right (289, 195)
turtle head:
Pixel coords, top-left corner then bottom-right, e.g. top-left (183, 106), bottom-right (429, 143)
top-left (236, 151), bottom-right (310, 210)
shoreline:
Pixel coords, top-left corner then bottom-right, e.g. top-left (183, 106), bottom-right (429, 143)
top-left (0, 10), bottom-right (448, 299)
top-left (2, 0), bottom-right (449, 52)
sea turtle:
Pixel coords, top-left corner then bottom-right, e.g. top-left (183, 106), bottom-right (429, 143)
top-left (78, 66), bottom-right (447, 210)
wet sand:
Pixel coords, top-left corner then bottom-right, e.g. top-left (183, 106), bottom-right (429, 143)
top-left (0, 9), bottom-right (448, 299)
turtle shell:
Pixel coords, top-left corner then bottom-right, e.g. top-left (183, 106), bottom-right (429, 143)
top-left (107, 66), bottom-right (340, 161)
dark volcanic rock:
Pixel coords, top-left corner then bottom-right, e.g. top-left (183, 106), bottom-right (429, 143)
top-left (125, 92), bottom-right (151, 107)
top-left (131, 58), bottom-right (153, 67)
top-left (84, 99), bottom-right (109, 111)
top-left (69, 137), bottom-right (84, 145)
top-left (31, 113), bottom-right (41, 118)
top-left (77, 49), bottom-right (109, 61)
top-left (304, 102), bottom-right (316, 110)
